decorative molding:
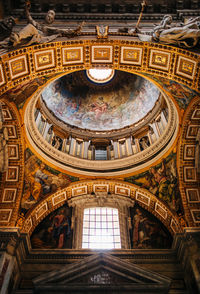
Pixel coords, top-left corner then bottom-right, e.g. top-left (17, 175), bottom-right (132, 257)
top-left (7, 145), bottom-right (19, 160)
top-left (2, 188), bottom-right (17, 203)
top-left (21, 180), bottom-right (181, 236)
top-left (176, 56), bottom-right (197, 80)
top-left (5, 166), bottom-right (19, 182)
top-left (5, 125), bottom-right (17, 139)
top-left (0, 40), bottom-right (199, 97)
top-left (149, 49), bottom-right (171, 71)
top-left (183, 145), bottom-right (195, 160)
top-left (191, 210), bottom-right (200, 223)
top-left (34, 49), bottom-right (56, 71)
top-left (177, 97), bottom-right (200, 227)
top-left (186, 125), bottom-right (199, 139)
top-left (62, 47), bottom-right (84, 65)
top-left (183, 166), bottom-right (197, 182)
top-left (135, 191), bottom-right (150, 207)
top-left (120, 47), bottom-right (143, 66)
top-left (52, 192), bottom-right (67, 206)
top-left (155, 202), bottom-right (168, 220)
top-left (186, 189), bottom-right (200, 203)
top-left (0, 63), bottom-right (5, 87)
top-left (0, 209), bottom-right (12, 223)
top-left (115, 185), bottom-right (130, 197)
top-left (0, 100), bottom-right (24, 227)
top-left (91, 45), bottom-right (113, 63)
top-left (8, 55), bottom-right (29, 80)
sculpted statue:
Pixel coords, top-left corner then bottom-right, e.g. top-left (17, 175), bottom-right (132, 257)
top-left (138, 15), bottom-right (200, 48)
top-left (0, 16), bottom-right (16, 41)
top-left (152, 15), bottom-right (200, 48)
top-left (1, 1), bottom-right (85, 48)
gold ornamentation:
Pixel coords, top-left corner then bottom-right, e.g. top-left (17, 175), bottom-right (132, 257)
top-left (34, 49), bottom-right (55, 71)
top-left (176, 56), bottom-right (197, 79)
top-left (92, 46), bottom-right (113, 63)
top-left (8, 55), bottom-right (29, 79)
top-left (62, 47), bottom-right (83, 65)
top-left (149, 49), bottom-right (171, 71)
top-left (120, 47), bottom-right (143, 65)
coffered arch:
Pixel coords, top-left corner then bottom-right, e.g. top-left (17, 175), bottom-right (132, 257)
top-left (0, 39), bottom-right (199, 97)
top-left (21, 180), bottom-right (182, 237)
top-left (177, 96), bottom-right (200, 226)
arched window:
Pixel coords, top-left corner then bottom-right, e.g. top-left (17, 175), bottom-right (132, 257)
top-left (82, 207), bottom-right (121, 249)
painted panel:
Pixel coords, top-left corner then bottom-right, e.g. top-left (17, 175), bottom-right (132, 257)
top-left (31, 204), bottom-right (72, 249)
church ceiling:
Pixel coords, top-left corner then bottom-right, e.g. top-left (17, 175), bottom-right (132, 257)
top-left (0, 33), bottom-right (199, 238)
top-left (41, 71), bottom-right (160, 131)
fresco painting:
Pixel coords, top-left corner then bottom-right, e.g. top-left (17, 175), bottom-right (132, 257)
top-left (31, 204), bottom-right (72, 249)
top-left (142, 73), bottom-right (198, 109)
top-left (130, 205), bottom-right (172, 249)
top-left (1, 74), bottom-right (59, 108)
top-left (20, 149), bottom-right (78, 215)
top-left (125, 153), bottom-right (183, 214)
top-left (42, 71), bottom-right (160, 131)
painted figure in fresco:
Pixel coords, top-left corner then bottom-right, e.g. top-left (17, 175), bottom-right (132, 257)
top-left (130, 207), bottom-right (171, 249)
top-left (42, 73), bottom-right (160, 131)
top-left (132, 208), bottom-right (150, 248)
top-left (22, 153), bottom-right (72, 211)
top-left (149, 160), bottom-right (176, 209)
top-left (23, 161), bottom-right (53, 203)
top-left (31, 205), bottom-right (72, 249)
top-left (90, 97), bottom-right (109, 120)
top-left (51, 209), bottom-right (71, 248)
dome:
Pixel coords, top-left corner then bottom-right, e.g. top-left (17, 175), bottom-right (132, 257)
top-left (41, 70), bottom-right (160, 131)
top-left (24, 69), bottom-right (178, 176)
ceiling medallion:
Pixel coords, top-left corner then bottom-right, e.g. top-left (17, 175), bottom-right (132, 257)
top-left (86, 68), bottom-right (115, 84)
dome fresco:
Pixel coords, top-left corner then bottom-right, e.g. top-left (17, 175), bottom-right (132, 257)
top-left (42, 71), bottom-right (160, 131)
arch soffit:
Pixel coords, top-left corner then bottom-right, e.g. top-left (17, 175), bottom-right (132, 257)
top-left (22, 180), bottom-right (182, 236)
top-left (177, 96), bottom-right (200, 226)
top-left (0, 99), bottom-right (25, 226)
top-left (0, 40), bottom-right (199, 98)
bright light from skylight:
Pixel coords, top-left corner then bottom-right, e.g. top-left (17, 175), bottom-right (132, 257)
top-left (82, 207), bottom-right (121, 249)
top-left (87, 69), bottom-right (114, 83)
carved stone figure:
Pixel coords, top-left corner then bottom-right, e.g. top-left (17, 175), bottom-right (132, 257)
top-left (152, 15), bottom-right (200, 48)
top-left (0, 16), bottom-right (16, 41)
top-left (138, 15), bottom-right (200, 48)
top-left (1, 1), bottom-right (85, 48)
